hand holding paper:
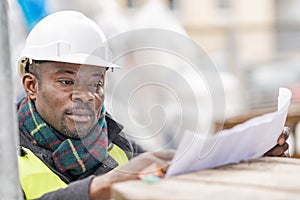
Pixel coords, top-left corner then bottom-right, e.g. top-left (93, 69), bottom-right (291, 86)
top-left (166, 88), bottom-right (292, 177)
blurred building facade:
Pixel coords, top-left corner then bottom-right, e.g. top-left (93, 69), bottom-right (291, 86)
top-left (115, 0), bottom-right (300, 110)
top-left (117, 0), bottom-right (275, 72)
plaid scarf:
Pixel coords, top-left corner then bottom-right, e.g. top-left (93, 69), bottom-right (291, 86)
top-left (18, 97), bottom-right (108, 177)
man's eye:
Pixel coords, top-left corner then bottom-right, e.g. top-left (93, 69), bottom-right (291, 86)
top-left (90, 82), bottom-right (103, 88)
top-left (59, 80), bottom-right (74, 85)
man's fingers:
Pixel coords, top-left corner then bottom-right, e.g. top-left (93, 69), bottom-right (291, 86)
top-left (278, 127), bottom-right (291, 145)
top-left (146, 151), bottom-right (175, 173)
top-left (265, 143), bottom-right (289, 156)
top-left (151, 156), bottom-right (170, 171)
top-left (137, 153), bottom-right (171, 174)
top-left (265, 127), bottom-right (290, 157)
top-left (120, 151), bottom-right (173, 175)
top-left (278, 135), bottom-right (287, 146)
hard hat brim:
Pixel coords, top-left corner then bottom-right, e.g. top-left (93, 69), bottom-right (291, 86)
top-left (18, 54), bottom-right (121, 76)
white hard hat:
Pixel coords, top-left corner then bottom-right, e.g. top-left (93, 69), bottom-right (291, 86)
top-left (18, 10), bottom-right (119, 76)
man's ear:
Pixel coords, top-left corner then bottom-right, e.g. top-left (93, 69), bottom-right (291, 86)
top-left (22, 73), bottom-right (38, 101)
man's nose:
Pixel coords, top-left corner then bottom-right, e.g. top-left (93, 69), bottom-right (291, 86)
top-left (71, 85), bottom-right (95, 103)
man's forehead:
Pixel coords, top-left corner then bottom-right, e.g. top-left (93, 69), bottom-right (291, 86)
top-left (39, 61), bottom-right (107, 75)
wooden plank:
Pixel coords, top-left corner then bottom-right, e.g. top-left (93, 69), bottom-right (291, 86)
top-left (112, 157), bottom-right (300, 200)
top-left (113, 180), bottom-right (300, 200)
top-left (174, 157), bottom-right (300, 191)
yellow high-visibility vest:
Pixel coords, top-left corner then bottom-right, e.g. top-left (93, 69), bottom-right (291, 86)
top-left (19, 144), bottom-right (129, 199)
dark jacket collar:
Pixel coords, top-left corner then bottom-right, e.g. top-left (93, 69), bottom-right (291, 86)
top-left (106, 113), bottom-right (124, 141)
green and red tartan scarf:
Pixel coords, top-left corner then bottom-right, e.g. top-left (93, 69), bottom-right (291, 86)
top-left (18, 97), bottom-right (108, 177)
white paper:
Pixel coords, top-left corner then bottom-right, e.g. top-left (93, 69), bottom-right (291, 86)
top-left (166, 88), bottom-right (292, 177)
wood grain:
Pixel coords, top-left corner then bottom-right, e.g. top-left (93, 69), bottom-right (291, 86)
top-left (112, 157), bottom-right (300, 200)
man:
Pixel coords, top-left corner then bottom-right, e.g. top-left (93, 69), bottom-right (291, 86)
top-left (17, 11), bottom-right (289, 200)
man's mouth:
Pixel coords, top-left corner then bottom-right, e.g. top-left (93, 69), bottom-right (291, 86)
top-left (66, 110), bottom-right (93, 123)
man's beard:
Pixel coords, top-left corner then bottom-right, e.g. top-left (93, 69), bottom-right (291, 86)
top-left (60, 103), bottom-right (99, 139)
top-left (59, 115), bottom-right (97, 139)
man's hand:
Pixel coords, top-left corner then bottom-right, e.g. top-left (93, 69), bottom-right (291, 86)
top-left (264, 127), bottom-right (291, 157)
top-left (118, 150), bottom-right (174, 177)
top-left (89, 150), bottom-right (174, 200)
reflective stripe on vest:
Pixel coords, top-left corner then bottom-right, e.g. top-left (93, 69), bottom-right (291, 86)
top-left (19, 144), bottom-right (129, 199)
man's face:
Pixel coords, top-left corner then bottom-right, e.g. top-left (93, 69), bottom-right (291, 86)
top-left (31, 62), bottom-right (106, 138)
